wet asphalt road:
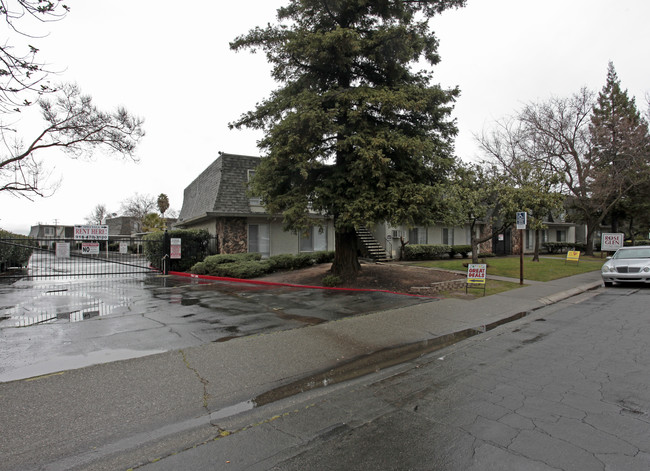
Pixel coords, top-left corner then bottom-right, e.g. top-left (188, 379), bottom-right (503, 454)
top-left (142, 287), bottom-right (650, 471)
top-left (0, 274), bottom-right (429, 382)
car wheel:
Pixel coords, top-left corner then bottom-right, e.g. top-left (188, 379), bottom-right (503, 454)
top-left (604, 281), bottom-right (613, 287)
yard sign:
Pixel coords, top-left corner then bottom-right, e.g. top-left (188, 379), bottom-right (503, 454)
top-left (566, 251), bottom-right (580, 265)
top-left (466, 263), bottom-right (487, 296)
top-left (601, 233), bottom-right (624, 251)
top-left (467, 264), bottom-right (487, 284)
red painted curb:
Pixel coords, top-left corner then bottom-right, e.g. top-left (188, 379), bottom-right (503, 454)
top-left (168, 271), bottom-right (438, 299)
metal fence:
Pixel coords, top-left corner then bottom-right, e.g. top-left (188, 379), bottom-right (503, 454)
top-left (0, 236), bottom-right (162, 280)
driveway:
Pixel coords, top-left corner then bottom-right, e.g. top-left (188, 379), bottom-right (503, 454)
top-left (0, 273), bottom-right (430, 382)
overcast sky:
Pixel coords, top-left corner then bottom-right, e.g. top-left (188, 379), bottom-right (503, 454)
top-left (1, 0), bottom-right (648, 235)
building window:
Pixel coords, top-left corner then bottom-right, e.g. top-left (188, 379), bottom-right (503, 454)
top-left (409, 227), bottom-right (427, 245)
top-left (442, 228), bottom-right (454, 246)
top-left (248, 224), bottom-right (270, 257)
top-left (526, 229), bottom-right (534, 250)
top-left (556, 229), bottom-right (566, 242)
top-left (248, 170), bottom-right (262, 206)
top-left (44, 226), bottom-right (55, 237)
top-left (300, 226), bottom-right (327, 252)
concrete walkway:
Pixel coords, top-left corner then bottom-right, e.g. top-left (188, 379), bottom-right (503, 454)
top-left (0, 270), bottom-right (605, 471)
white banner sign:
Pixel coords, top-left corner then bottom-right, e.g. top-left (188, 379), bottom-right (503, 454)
top-left (74, 225), bottom-right (109, 241)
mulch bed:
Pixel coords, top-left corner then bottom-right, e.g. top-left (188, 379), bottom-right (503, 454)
top-left (254, 261), bottom-right (465, 294)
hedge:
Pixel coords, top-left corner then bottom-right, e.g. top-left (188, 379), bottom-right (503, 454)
top-left (0, 230), bottom-right (36, 269)
top-left (542, 242), bottom-right (575, 254)
top-left (449, 245), bottom-right (472, 258)
top-left (144, 229), bottom-right (212, 272)
top-left (190, 251), bottom-right (335, 279)
top-left (402, 244), bottom-right (451, 261)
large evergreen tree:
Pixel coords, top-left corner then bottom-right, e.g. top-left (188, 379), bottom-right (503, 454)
top-left (230, 0), bottom-right (465, 277)
top-left (589, 62), bottom-right (650, 235)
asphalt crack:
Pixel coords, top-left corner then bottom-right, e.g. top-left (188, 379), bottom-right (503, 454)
top-left (180, 349), bottom-right (210, 410)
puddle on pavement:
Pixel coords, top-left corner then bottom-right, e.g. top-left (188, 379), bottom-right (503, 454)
top-left (0, 347), bottom-right (166, 383)
top-left (208, 329), bottom-right (483, 424)
top-left (0, 277), bottom-right (143, 327)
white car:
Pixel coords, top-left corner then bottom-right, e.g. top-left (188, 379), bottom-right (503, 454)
top-left (601, 246), bottom-right (650, 287)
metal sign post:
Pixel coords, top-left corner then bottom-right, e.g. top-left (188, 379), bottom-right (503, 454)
top-left (516, 212), bottom-right (527, 285)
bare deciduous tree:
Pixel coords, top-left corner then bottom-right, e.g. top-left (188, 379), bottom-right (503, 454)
top-left (0, 0), bottom-right (69, 113)
top-left (0, 2), bottom-right (145, 199)
top-left (84, 203), bottom-right (109, 225)
top-left (477, 117), bottom-right (564, 261)
top-left (120, 193), bottom-right (156, 232)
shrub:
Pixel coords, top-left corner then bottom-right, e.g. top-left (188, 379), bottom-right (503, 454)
top-left (542, 242), bottom-right (572, 254)
top-left (402, 244), bottom-right (451, 261)
top-left (293, 253), bottom-right (317, 269)
top-left (313, 251), bottom-right (335, 264)
top-left (189, 250), bottom-right (336, 278)
top-left (144, 229), bottom-right (212, 272)
top-left (572, 243), bottom-right (588, 252)
top-left (0, 230), bottom-right (37, 269)
top-left (321, 274), bottom-right (343, 287)
top-left (449, 245), bottom-right (472, 258)
top-left (193, 260), bottom-right (273, 279)
top-left (191, 261), bottom-right (207, 275)
top-left (216, 260), bottom-right (273, 279)
top-left (268, 253), bottom-right (296, 270)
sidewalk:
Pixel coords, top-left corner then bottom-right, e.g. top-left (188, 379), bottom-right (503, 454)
top-left (0, 271), bottom-right (604, 471)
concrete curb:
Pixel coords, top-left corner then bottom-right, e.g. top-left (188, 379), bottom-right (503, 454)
top-left (537, 280), bottom-right (603, 306)
top-left (229, 278), bottom-right (606, 410)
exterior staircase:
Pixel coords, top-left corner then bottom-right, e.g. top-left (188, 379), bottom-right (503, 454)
top-left (356, 226), bottom-right (391, 262)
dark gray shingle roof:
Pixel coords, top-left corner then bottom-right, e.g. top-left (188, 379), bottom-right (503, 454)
top-left (178, 153), bottom-right (260, 224)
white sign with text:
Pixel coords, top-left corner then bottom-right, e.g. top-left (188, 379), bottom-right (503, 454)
top-left (601, 233), bottom-right (624, 251)
top-left (74, 225), bottom-right (109, 241)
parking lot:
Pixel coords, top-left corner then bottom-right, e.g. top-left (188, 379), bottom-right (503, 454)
top-left (0, 273), bottom-right (430, 382)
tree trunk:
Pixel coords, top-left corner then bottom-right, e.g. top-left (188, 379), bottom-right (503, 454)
top-left (471, 232), bottom-right (479, 264)
top-left (585, 224), bottom-right (596, 256)
top-left (331, 228), bottom-right (361, 278)
top-left (532, 229), bottom-right (540, 262)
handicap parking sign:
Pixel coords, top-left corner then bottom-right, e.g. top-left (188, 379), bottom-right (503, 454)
top-left (516, 212), bottom-right (527, 230)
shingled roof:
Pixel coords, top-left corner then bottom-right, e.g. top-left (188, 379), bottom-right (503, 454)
top-left (177, 153), bottom-right (261, 225)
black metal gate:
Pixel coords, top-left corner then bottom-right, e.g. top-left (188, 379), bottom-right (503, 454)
top-left (0, 236), bottom-right (163, 279)
top-left (492, 228), bottom-right (512, 255)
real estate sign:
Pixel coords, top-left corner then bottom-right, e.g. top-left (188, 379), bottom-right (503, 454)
top-left (74, 225), bottom-right (109, 241)
top-left (467, 264), bottom-right (487, 285)
top-left (566, 251), bottom-right (580, 263)
top-left (601, 233), bottom-right (624, 251)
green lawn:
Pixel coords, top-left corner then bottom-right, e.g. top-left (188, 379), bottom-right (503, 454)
top-left (414, 255), bottom-right (603, 282)
top-left (462, 279), bottom-right (525, 297)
